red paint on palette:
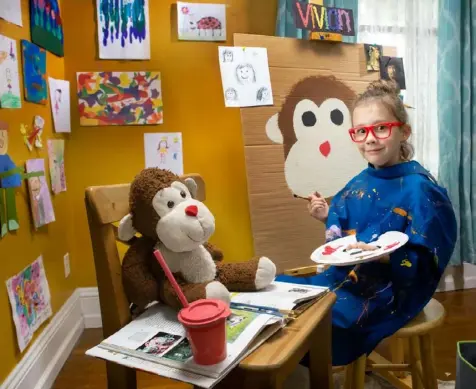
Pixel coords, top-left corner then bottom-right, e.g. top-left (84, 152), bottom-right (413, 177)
top-left (384, 241), bottom-right (399, 250)
top-left (322, 245), bottom-right (342, 255)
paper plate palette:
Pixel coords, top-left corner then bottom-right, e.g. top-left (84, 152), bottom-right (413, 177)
top-left (310, 231), bottom-right (409, 266)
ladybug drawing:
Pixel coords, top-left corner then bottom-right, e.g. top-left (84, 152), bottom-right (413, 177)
top-left (186, 15), bottom-right (223, 37)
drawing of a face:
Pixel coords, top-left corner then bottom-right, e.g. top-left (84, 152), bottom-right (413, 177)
top-left (223, 50), bottom-right (233, 62)
top-left (30, 177), bottom-right (42, 199)
top-left (265, 76), bottom-right (366, 198)
top-left (257, 87), bottom-right (270, 102)
top-left (236, 64), bottom-right (256, 84)
top-left (0, 129), bottom-right (8, 155)
top-left (387, 65), bottom-right (396, 80)
top-left (225, 87), bottom-right (238, 101)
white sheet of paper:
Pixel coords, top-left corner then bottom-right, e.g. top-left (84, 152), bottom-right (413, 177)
top-left (0, 35), bottom-right (22, 109)
top-left (177, 2), bottom-right (226, 41)
top-left (96, 0), bottom-right (151, 59)
top-left (144, 133), bottom-right (184, 176)
top-left (0, 0), bottom-right (22, 27)
top-left (48, 77), bottom-right (71, 133)
top-left (218, 46), bottom-right (274, 108)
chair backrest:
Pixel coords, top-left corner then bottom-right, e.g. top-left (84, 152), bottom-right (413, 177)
top-left (84, 173), bottom-right (206, 338)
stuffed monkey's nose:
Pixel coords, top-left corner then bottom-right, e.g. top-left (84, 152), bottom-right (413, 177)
top-left (185, 205), bottom-right (198, 217)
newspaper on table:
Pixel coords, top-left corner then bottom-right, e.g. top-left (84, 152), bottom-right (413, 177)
top-left (85, 281), bottom-right (329, 387)
top-left (86, 302), bottom-right (285, 388)
top-left (230, 281), bottom-right (329, 314)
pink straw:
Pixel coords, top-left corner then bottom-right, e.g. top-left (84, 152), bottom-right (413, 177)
top-left (153, 249), bottom-right (189, 308)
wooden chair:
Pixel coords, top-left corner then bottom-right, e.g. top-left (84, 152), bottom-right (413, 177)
top-left (283, 266), bottom-right (446, 389)
top-left (85, 173), bottom-right (336, 389)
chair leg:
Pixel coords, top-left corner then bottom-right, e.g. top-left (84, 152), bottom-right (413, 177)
top-left (352, 355), bottom-right (367, 389)
top-left (344, 363), bottom-right (354, 389)
top-left (419, 334), bottom-right (438, 389)
top-left (106, 362), bottom-right (137, 389)
top-left (409, 336), bottom-right (423, 389)
top-left (390, 337), bottom-right (407, 378)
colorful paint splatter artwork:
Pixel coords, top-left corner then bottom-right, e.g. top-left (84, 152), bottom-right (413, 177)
top-left (21, 40), bottom-right (47, 105)
top-left (97, 0), bottom-right (150, 60)
top-left (29, 0), bottom-right (64, 57)
top-left (6, 255), bottom-right (52, 352)
top-left (76, 71), bottom-right (163, 126)
top-left (0, 34), bottom-right (22, 108)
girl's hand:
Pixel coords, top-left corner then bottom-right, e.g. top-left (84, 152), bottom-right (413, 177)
top-left (308, 192), bottom-right (329, 223)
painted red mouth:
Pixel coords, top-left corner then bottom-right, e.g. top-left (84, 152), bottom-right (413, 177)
top-left (319, 141), bottom-right (331, 157)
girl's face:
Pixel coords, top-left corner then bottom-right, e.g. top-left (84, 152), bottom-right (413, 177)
top-left (352, 101), bottom-right (409, 168)
top-left (238, 66), bottom-right (252, 81)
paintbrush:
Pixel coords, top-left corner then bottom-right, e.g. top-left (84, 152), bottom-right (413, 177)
top-left (293, 194), bottom-right (310, 201)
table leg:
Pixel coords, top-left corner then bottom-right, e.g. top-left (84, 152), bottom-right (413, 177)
top-left (309, 309), bottom-right (333, 389)
top-left (211, 368), bottom-right (280, 389)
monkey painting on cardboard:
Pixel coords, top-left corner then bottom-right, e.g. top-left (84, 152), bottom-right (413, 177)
top-left (265, 75), bottom-right (367, 199)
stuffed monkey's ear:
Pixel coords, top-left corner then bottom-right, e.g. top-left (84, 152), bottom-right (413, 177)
top-left (184, 177), bottom-right (198, 198)
top-left (118, 213), bottom-right (137, 241)
top-left (265, 113), bottom-right (283, 144)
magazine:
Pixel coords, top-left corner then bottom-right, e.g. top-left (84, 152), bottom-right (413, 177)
top-left (86, 303), bottom-right (285, 388)
top-left (230, 280), bottom-right (329, 316)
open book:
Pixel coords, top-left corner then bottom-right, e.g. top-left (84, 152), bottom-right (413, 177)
top-left (85, 281), bottom-right (329, 388)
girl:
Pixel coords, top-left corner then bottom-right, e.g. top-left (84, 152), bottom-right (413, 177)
top-left (276, 80), bottom-right (457, 367)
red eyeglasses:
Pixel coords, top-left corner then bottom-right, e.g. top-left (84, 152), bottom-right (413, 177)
top-left (348, 121), bottom-right (404, 143)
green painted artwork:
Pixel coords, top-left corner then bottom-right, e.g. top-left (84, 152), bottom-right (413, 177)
top-left (29, 0), bottom-right (64, 57)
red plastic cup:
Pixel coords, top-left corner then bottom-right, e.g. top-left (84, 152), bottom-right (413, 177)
top-left (178, 299), bottom-right (231, 365)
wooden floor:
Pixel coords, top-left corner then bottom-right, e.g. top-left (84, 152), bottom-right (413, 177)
top-left (52, 289), bottom-right (476, 389)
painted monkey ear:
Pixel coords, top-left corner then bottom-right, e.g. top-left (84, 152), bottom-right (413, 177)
top-left (265, 113), bottom-right (283, 144)
top-left (118, 213), bottom-right (137, 241)
top-left (184, 177), bottom-right (198, 198)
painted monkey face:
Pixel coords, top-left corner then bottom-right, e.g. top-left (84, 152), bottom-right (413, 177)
top-left (153, 181), bottom-right (215, 252)
top-left (265, 76), bottom-right (367, 198)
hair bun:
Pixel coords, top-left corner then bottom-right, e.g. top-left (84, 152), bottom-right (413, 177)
top-left (366, 79), bottom-right (400, 96)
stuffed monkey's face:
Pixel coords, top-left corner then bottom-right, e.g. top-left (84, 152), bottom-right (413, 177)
top-left (153, 181), bottom-right (215, 252)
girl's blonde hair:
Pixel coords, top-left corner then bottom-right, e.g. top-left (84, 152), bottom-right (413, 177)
top-left (352, 79), bottom-right (414, 161)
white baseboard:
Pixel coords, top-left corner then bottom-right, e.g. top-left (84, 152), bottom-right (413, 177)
top-left (436, 263), bottom-right (476, 292)
top-left (1, 287), bottom-right (102, 389)
top-left (79, 287), bottom-right (102, 329)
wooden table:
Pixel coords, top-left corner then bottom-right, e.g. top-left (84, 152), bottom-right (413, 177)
top-left (208, 292), bottom-right (336, 389)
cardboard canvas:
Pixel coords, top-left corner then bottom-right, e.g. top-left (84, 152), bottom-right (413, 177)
top-left (235, 33), bottom-right (395, 272)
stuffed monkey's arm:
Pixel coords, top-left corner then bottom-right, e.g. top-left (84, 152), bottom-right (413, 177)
top-left (215, 257), bottom-right (276, 292)
top-left (122, 238), bottom-right (160, 311)
top-left (203, 242), bottom-right (224, 262)
top-left (160, 279), bottom-right (209, 310)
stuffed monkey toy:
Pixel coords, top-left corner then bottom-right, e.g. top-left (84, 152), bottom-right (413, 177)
top-left (118, 168), bottom-right (276, 312)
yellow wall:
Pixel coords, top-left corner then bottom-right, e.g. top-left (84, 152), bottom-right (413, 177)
top-left (1, 0), bottom-right (277, 382)
top-left (0, 0), bottom-right (77, 382)
top-left (63, 0), bottom-right (277, 286)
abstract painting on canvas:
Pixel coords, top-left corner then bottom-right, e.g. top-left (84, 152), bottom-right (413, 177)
top-left (177, 2), bottom-right (226, 41)
top-left (97, 0), bottom-right (150, 59)
top-left (25, 158), bottom-right (55, 228)
top-left (48, 77), bottom-right (71, 132)
top-left (29, 0), bottom-right (64, 56)
top-left (47, 139), bottom-right (66, 194)
top-left (0, 34), bottom-right (21, 108)
top-left (6, 255), bottom-right (52, 352)
top-left (77, 71), bottom-right (163, 126)
top-left (21, 40), bottom-right (47, 104)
